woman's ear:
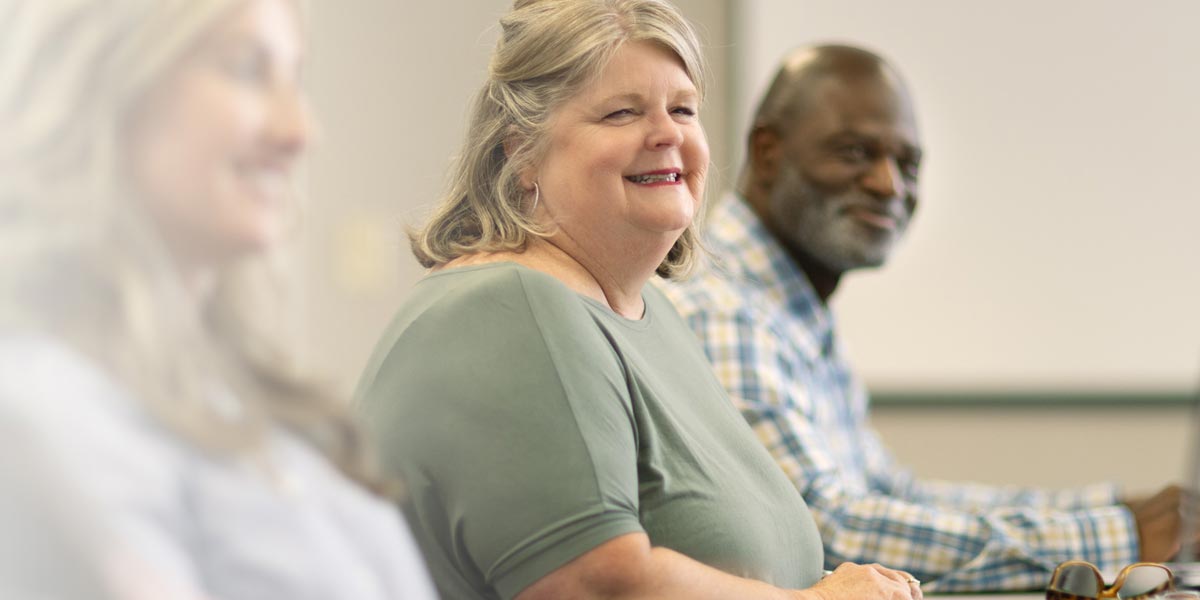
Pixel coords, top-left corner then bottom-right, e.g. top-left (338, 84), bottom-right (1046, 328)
top-left (502, 128), bottom-right (522, 160)
top-left (503, 128), bottom-right (536, 189)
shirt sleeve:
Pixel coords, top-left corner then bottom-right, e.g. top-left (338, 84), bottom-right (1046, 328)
top-left (683, 308), bottom-right (1139, 593)
top-left (357, 269), bottom-right (645, 599)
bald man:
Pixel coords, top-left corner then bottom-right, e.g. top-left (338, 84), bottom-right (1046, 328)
top-left (660, 45), bottom-right (1188, 592)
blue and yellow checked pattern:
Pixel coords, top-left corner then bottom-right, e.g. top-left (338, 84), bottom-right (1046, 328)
top-left (658, 195), bottom-right (1139, 592)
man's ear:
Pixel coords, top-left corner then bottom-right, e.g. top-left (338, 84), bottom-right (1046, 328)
top-left (748, 125), bottom-right (784, 187)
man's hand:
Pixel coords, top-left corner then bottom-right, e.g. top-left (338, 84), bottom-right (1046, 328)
top-left (1125, 484), bottom-right (1199, 562)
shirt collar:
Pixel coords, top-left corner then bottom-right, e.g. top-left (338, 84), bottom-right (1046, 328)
top-left (704, 193), bottom-right (837, 354)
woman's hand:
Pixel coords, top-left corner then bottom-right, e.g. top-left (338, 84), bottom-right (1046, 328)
top-left (796, 562), bottom-right (922, 600)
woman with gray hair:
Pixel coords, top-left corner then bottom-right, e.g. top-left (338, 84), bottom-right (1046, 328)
top-left (0, 0), bottom-right (435, 598)
top-left (357, 1), bottom-right (921, 599)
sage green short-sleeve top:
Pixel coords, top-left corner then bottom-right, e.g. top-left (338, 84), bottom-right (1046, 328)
top-left (356, 262), bottom-right (823, 599)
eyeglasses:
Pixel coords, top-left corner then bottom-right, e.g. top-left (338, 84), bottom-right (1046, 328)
top-left (1046, 561), bottom-right (1174, 599)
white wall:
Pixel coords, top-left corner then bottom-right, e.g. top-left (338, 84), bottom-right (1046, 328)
top-left (735, 0), bottom-right (1200, 393)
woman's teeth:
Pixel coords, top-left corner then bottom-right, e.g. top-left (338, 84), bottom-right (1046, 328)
top-left (625, 173), bottom-right (679, 184)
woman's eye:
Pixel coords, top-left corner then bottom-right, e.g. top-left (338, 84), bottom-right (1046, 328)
top-left (672, 106), bottom-right (697, 117)
top-left (219, 48), bottom-right (270, 85)
top-left (604, 108), bottom-right (636, 120)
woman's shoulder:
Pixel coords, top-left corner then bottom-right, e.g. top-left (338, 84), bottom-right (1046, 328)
top-left (0, 333), bottom-right (128, 418)
top-left (427, 260), bottom-right (579, 299)
top-left (0, 330), bottom-right (177, 438)
top-left (0, 331), bottom-right (193, 465)
top-left (0, 332), bottom-right (191, 530)
top-left (401, 261), bottom-right (596, 333)
top-left (358, 261), bottom-right (624, 404)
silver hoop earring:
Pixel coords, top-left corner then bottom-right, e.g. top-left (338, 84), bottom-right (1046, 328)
top-left (530, 182), bottom-right (540, 213)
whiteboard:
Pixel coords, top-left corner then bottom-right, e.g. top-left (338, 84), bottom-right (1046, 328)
top-left (732, 0), bottom-right (1200, 393)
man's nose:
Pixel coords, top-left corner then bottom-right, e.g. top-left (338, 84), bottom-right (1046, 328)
top-left (860, 157), bottom-right (906, 199)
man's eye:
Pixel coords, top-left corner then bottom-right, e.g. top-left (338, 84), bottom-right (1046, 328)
top-left (836, 145), bottom-right (869, 162)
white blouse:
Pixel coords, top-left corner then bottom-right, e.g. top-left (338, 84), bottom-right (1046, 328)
top-left (0, 335), bottom-right (437, 600)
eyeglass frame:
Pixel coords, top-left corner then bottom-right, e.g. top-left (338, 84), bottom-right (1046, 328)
top-left (1045, 560), bottom-right (1175, 599)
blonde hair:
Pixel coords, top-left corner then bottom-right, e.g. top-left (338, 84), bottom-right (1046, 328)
top-left (411, 0), bottom-right (707, 279)
top-left (0, 0), bottom-right (378, 487)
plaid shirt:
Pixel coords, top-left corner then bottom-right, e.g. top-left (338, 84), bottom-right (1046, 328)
top-left (658, 195), bottom-right (1139, 592)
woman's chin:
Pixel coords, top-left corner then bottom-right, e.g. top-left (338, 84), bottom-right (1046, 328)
top-left (630, 199), bottom-right (695, 233)
top-left (201, 224), bottom-right (285, 266)
top-left (649, 211), bottom-right (695, 236)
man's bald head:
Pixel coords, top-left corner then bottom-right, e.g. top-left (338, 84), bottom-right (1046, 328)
top-left (752, 44), bottom-right (910, 136)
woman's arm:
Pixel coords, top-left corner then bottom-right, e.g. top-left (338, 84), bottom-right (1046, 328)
top-left (517, 533), bottom-right (921, 600)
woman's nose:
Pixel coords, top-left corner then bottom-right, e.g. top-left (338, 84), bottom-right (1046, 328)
top-left (645, 111), bottom-right (684, 150)
top-left (266, 85), bottom-right (315, 154)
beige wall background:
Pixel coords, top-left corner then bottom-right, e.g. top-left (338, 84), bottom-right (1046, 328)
top-left (300, 1), bottom-right (1196, 497)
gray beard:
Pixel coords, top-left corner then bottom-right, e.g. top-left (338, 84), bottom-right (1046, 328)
top-left (765, 163), bottom-right (909, 274)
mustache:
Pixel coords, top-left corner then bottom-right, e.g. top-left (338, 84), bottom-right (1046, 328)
top-left (830, 193), bottom-right (911, 223)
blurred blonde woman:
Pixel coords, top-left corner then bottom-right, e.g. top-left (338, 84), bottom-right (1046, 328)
top-left (0, 0), bottom-right (436, 598)
top-left (357, 1), bottom-right (921, 599)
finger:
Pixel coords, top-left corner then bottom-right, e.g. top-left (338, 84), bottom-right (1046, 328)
top-left (1154, 486), bottom-right (1185, 510)
top-left (910, 582), bottom-right (924, 600)
top-left (829, 561), bottom-right (858, 576)
top-left (890, 568), bottom-right (923, 599)
top-left (865, 563), bottom-right (903, 581)
top-left (868, 563), bottom-right (919, 589)
top-left (1137, 486), bottom-right (1181, 513)
top-left (899, 570), bottom-right (923, 592)
top-left (1141, 496), bottom-right (1179, 518)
